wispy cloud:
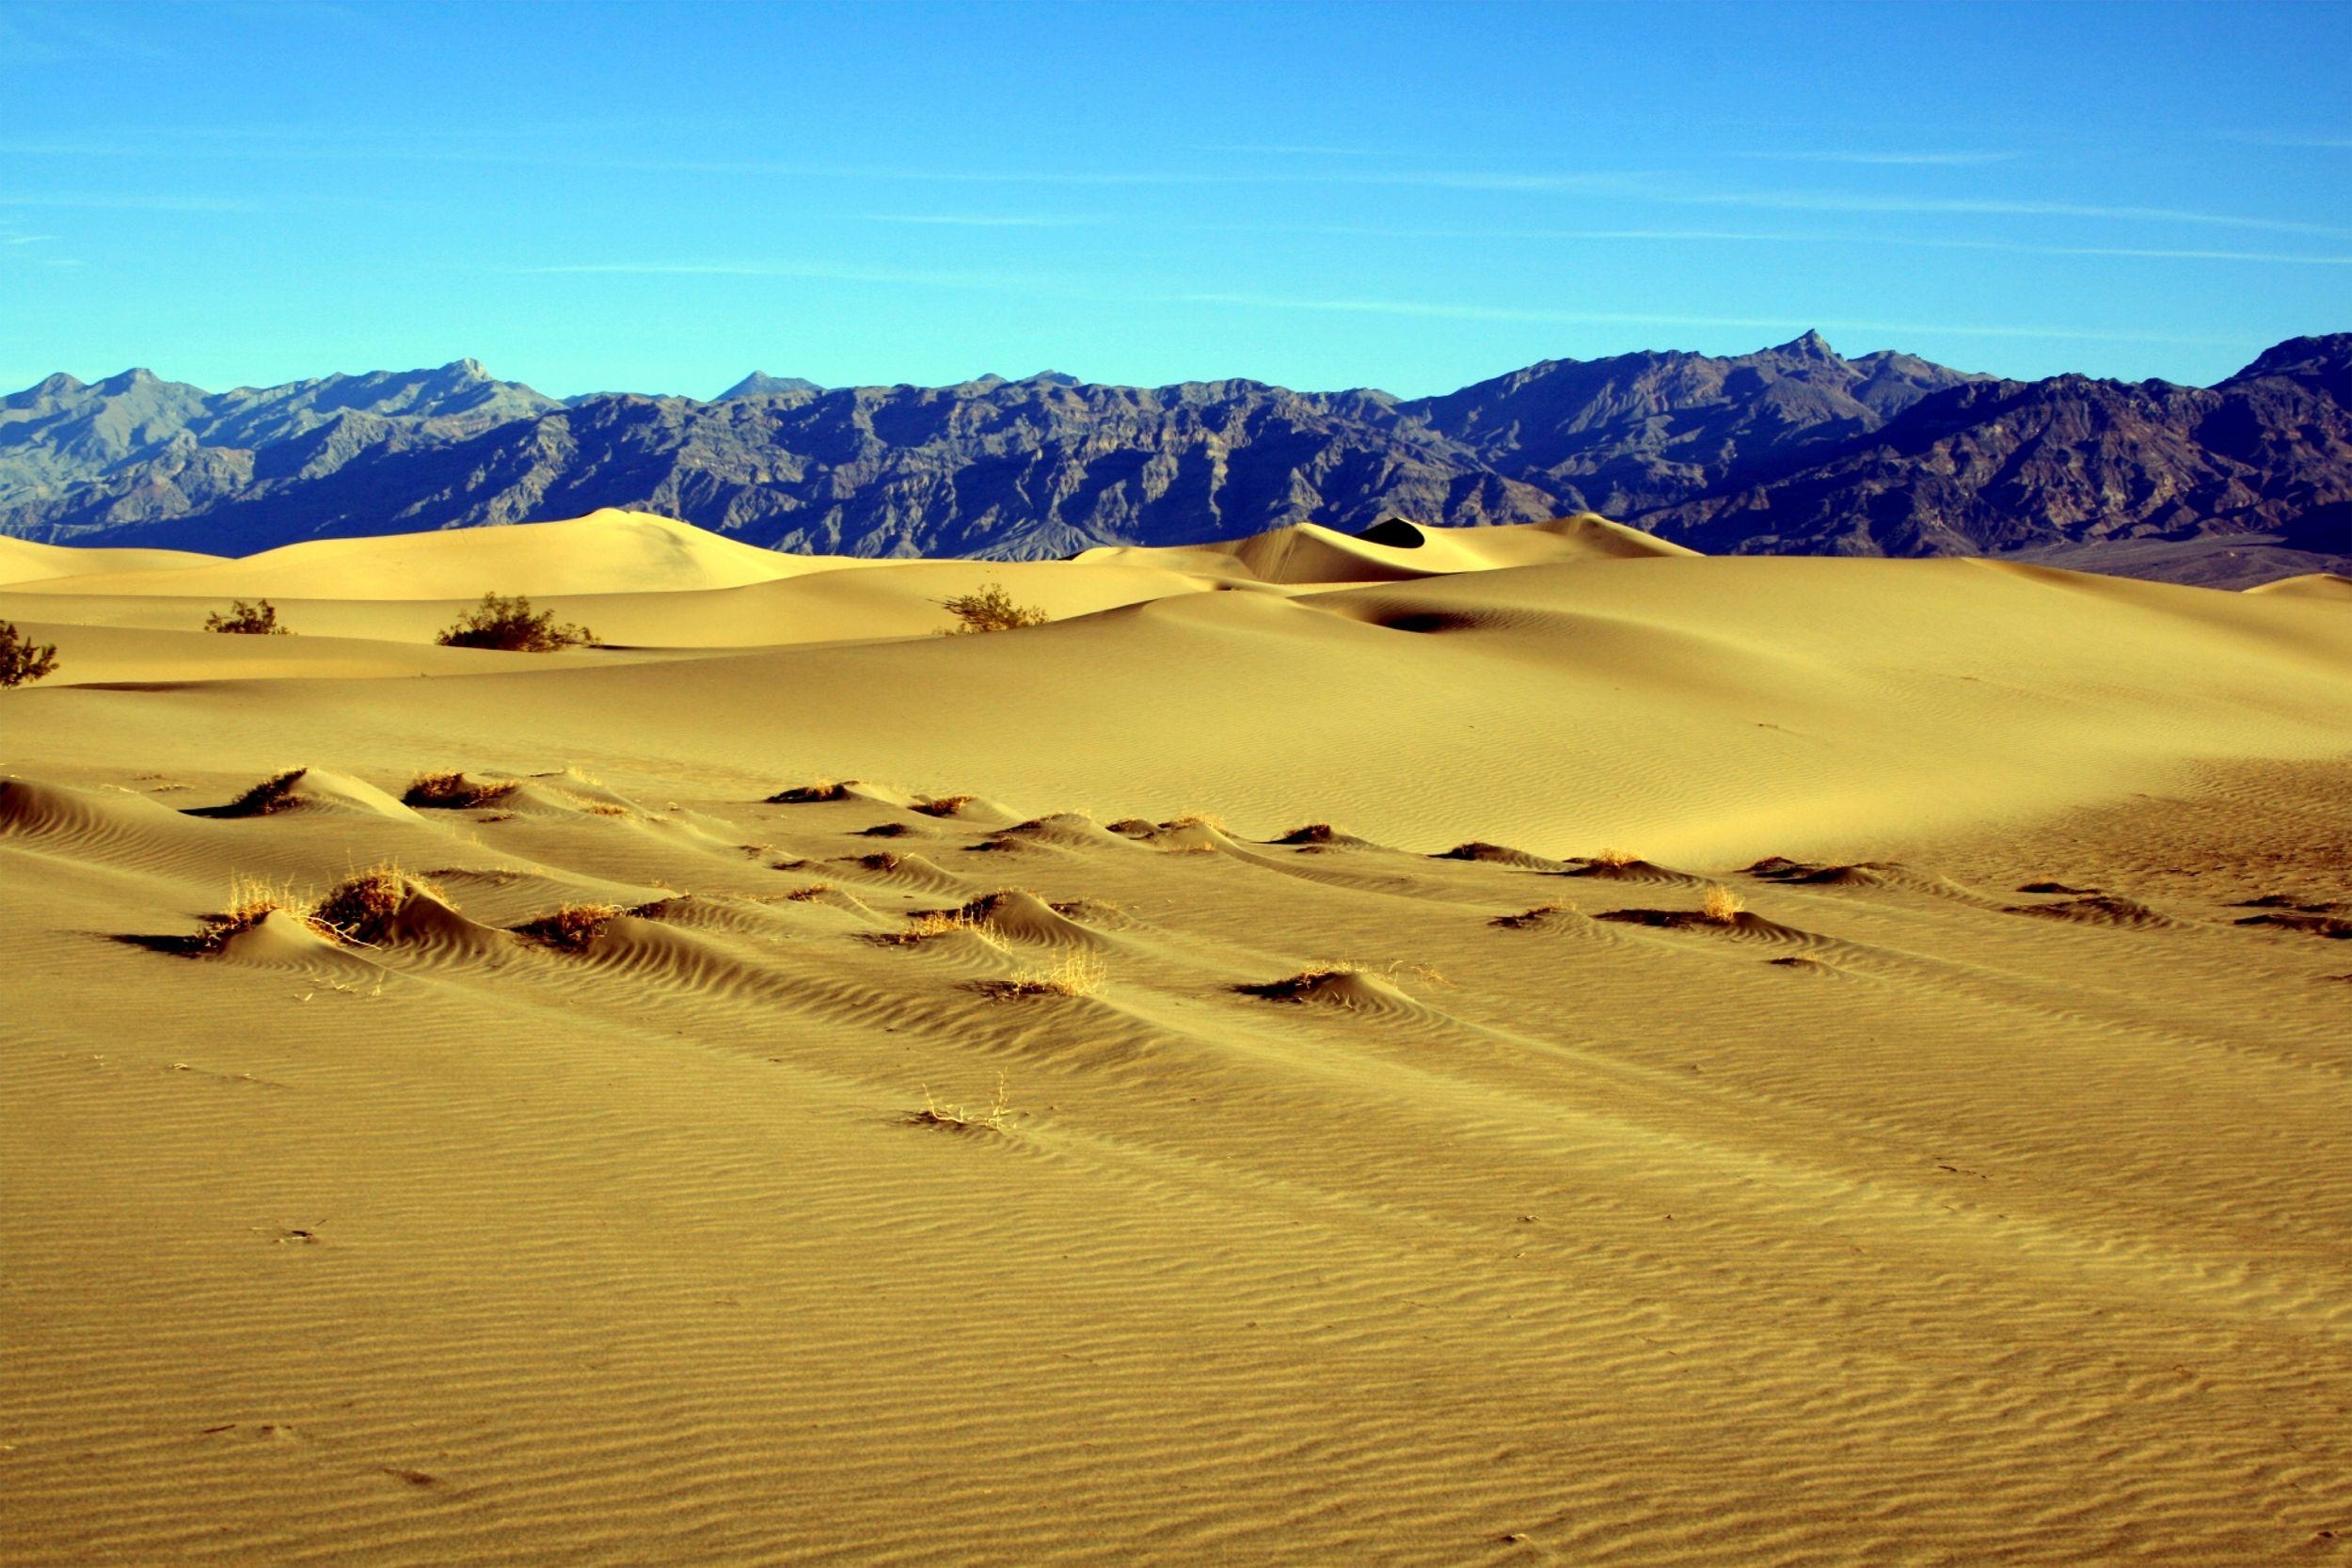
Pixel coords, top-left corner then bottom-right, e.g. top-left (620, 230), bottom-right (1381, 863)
top-left (514, 260), bottom-right (1036, 290)
top-left (0, 192), bottom-right (258, 212)
top-left (1731, 150), bottom-right (2022, 166)
top-left (2222, 132), bottom-right (2352, 150)
top-left (1655, 187), bottom-right (2352, 237)
top-left (860, 214), bottom-right (1098, 229)
top-left (1168, 291), bottom-right (2250, 346)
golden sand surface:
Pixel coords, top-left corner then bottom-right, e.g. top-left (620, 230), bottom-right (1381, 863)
top-left (4, 512), bottom-right (2349, 1564)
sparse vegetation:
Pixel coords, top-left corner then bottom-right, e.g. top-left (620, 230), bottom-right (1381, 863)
top-left (939, 581), bottom-right (1049, 635)
top-left (768, 780), bottom-right (853, 803)
top-left (1491, 902), bottom-right (1573, 929)
top-left (1700, 884), bottom-right (1746, 925)
top-left (973, 949), bottom-right (1106, 1000)
top-left (914, 793), bottom-right (977, 817)
top-left (865, 909), bottom-right (1000, 947)
top-left (783, 881), bottom-right (836, 901)
top-left (1236, 961), bottom-right (1375, 1003)
top-left (203, 872), bottom-right (316, 943)
top-left (204, 599), bottom-right (289, 636)
top-left (908, 1072), bottom-right (1014, 1132)
top-left (435, 592), bottom-right (596, 652)
top-left (1591, 847), bottom-right (1638, 868)
top-left (0, 620), bottom-right (58, 689)
top-left (403, 770), bottom-right (518, 809)
top-left (516, 902), bottom-right (621, 950)
top-left (313, 865), bottom-right (444, 945)
top-left (218, 768), bottom-right (309, 816)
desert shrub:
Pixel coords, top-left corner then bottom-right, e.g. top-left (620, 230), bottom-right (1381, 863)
top-left (314, 865), bottom-right (443, 944)
top-left (204, 872), bottom-right (316, 942)
top-left (516, 902), bottom-right (621, 950)
top-left (913, 793), bottom-right (977, 817)
top-left (204, 599), bottom-right (288, 635)
top-left (403, 770), bottom-right (517, 809)
top-left (1700, 884), bottom-right (1746, 925)
top-left (767, 780), bottom-right (853, 803)
top-left (973, 950), bottom-right (1105, 1000)
top-left (908, 1072), bottom-right (1013, 1132)
top-left (939, 582), bottom-right (1049, 635)
top-left (218, 768), bottom-right (309, 816)
top-left (436, 592), bottom-right (596, 652)
top-left (0, 621), bottom-right (58, 689)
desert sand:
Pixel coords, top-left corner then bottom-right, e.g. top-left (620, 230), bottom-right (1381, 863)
top-left (4, 510), bottom-right (2350, 1565)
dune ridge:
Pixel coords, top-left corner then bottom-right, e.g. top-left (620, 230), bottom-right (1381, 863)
top-left (5, 508), bottom-right (2350, 1565)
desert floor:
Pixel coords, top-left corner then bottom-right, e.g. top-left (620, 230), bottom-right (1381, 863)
top-left (4, 512), bottom-right (2350, 1565)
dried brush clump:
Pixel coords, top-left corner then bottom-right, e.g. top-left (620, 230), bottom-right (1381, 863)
top-left (403, 770), bottom-right (518, 810)
top-left (768, 780), bottom-right (853, 804)
top-left (218, 768), bottom-right (309, 817)
top-left (913, 793), bottom-right (977, 817)
top-left (907, 1072), bottom-right (1014, 1132)
top-left (783, 881), bottom-right (837, 902)
top-left (1700, 884), bottom-right (1747, 925)
top-left (864, 910), bottom-right (1001, 948)
top-left (200, 872), bottom-right (317, 944)
top-left (1490, 902), bottom-right (1573, 929)
top-left (311, 864), bottom-right (445, 946)
top-left (515, 902), bottom-right (621, 951)
top-left (972, 950), bottom-right (1106, 1001)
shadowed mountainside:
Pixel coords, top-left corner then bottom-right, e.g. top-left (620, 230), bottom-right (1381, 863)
top-left (4, 334), bottom-right (2347, 583)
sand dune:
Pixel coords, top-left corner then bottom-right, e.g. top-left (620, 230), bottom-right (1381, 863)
top-left (0, 534), bottom-right (224, 587)
top-left (2249, 570), bottom-right (2352, 600)
top-left (6, 508), bottom-right (2351, 1566)
top-left (1077, 509), bottom-right (1691, 584)
top-left (5, 508), bottom-right (842, 600)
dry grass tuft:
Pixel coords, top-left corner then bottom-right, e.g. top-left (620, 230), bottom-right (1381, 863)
top-left (784, 881), bottom-right (836, 902)
top-left (1591, 847), bottom-right (1638, 868)
top-left (864, 909), bottom-right (1001, 948)
top-left (403, 770), bottom-right (518, 810)
top-left (1236, 961), bottom-right (1378, 1004)
top-left (218, 768), bottom-right (309, 817)
top-left (908, 1072), bottom-right (1013, 1132)
top-left (973, 949), bottom-right (1105, 1000)
top-left (515, 902), bottom-right (621, 951)
top-left (1700, 884), bottom-right (1746, 924)
top-left (580, 801), bottom-right (632, 818)
top-left (313, 864), bottom-right (445, 945)
top-left (914, 793), bottom-right (977, 817)
top-left (1491, 901), bottom-right (1573, 929)
top-left (202, 872), bottom-right (317, 942)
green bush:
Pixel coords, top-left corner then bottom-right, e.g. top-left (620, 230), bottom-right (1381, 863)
top-left (0, 620), bottom-right (58, 689)
top-left (940, 581), bottom-right (1050, 635)
top-left (436, 592), bottom-right (596, 652)
top-left (204, 598), bottom-right (289, 635)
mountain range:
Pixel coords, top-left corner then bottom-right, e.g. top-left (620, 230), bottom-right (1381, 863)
top-left (5, 332), bottom-right (2347, 585)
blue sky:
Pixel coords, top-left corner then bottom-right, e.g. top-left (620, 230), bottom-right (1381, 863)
top-left (2, 0), bottom-right (2346, 399)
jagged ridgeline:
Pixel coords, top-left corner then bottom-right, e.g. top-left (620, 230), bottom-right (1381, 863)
top-left (3, 333), bottom-right (2347, 584)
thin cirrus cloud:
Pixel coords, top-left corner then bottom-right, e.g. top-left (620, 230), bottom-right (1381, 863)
top-left (0, 191), bottom-right (259, 212)
top-left (506, 259), bottom-right (2249, 349)
top-left (1729, 150), bottom-right (2023, 166)
top-left (1168, 291), bottom-right (2249, 346)
top-left (860, 214), bottom-right (1100, 229)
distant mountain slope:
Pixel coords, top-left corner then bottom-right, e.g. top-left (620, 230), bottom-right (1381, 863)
top-left (1636, 335), bottom-right (2352, 563)
top-left (2, 335), bottom-right (2346, 584)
